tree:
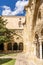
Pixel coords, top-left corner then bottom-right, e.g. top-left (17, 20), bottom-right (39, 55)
top-left (0, 17), bottom-right (13, 43)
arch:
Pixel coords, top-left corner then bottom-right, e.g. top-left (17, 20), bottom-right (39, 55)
top-left (34, 24), bottom-right (43, 59)
top-left (13, 42), bottom-right (18, 50)
top-left (7, 43), bottom-right (12, 50)
top-left (0, 43), bottom-right (4, 51)
top-left (34, 23), bottom-right (43, 36)
top-left (19, 42), bottom-right (23, 51)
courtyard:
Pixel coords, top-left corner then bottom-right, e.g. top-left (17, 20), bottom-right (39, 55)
top-left (0, 58), bottom-right (16, 65)
top-left (0, 53), bottom-right (17, 65)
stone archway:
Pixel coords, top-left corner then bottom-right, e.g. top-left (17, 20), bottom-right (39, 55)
top-left (13, 42), bottom-right (18, 51)
top-left (0, 43), bottom-right (4, 51)
top-left (19, 42), bottom-right (23, 51)
top-left (7, 43), bottom-right (12, 50)
top-left (34, 23), bottom-right (43, 59)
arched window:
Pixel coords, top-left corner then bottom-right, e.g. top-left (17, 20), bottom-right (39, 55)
top-left (41, 29), bottom-right (43, 35)
top-left (18, 18), bottom-right (22, 27)
top-left (13, 42), bottom-right (18, 50)
top-left (18, 21), bottom-right (21, 27)
top-left (7, 43), bottom-right (12, 50)
top-left (19, 42), bottom-right (23, 51)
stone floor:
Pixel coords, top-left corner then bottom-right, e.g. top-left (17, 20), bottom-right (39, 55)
top-left (15, 53), bottom-right (28, 65)
top-left (15, 53), bottom-right (43, 65)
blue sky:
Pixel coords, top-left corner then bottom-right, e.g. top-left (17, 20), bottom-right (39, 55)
top-left (0, 0), bottom-right (28, 16)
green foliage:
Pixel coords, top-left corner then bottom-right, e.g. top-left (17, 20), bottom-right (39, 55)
top-left (0, 58), bottom-right (16, 65)
top-left (0, 17), bottom-right (13, 43)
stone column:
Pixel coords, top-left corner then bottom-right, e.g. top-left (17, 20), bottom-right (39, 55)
top-left (34, 39), bottom-right (37, 56)
top-left (34, 43), bottom-right (36, 56)
top-left (4, 43), bottom-right (7, 53)
top-left (12, 43), bottom-right (13, 51)
top-left (39, 37), bottom-right (42, 59)
top-left (40, 43), bottom-right (42, 59)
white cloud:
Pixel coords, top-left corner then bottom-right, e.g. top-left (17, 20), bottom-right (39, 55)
top-left (2, 6), bottom-right (11, 15)
top-left (2, 0), bottom-right (28, 16)
top-left (2, 6), bottom-right (10, 10)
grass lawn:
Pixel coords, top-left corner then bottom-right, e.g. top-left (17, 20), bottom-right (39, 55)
top-left (0, 53), bottom-right (17, 57)
top-left (0, 58), bottom-right (16, 65)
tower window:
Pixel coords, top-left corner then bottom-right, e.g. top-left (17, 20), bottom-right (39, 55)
top-left (18, 21), bottom-right (21, 27)
top-left (18, 18), bottom-right (22, 27)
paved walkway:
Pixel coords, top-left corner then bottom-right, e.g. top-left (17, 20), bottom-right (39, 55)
top-left (15, 53), bottom-right (29, 65)
top-left (15, 53), bottom-right (43, 65)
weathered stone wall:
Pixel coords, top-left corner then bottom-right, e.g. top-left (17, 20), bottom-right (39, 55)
top-left (2, 16), bottom-right (25, 29)
top-left (23, 0), bottom-right (43, 65)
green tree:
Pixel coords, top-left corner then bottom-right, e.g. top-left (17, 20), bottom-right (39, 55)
top-left (0, 17), bottom-right (13, 43)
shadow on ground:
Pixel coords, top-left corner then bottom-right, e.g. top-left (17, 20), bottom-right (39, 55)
top-left (0, 58), bottom-right (12, 65)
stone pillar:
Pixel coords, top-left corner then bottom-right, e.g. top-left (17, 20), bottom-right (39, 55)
top-left (4, 43), bottom-right (7, 53)
top-left (40, 43), bottom-right (42, 59)
top-left (34, 39), bottom-right (37, 56)
top-left (34, 43), bottom-right (36, 56)
top-left (39, 37), bottom-right (42, 59)
top-left (12, 43), bottom-right (13, 51)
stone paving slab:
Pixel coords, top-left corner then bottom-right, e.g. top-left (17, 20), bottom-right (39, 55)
top-left (15, 53), bottom-right (43, 65)
top-left (15, 53), bottom-right (28, 65)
